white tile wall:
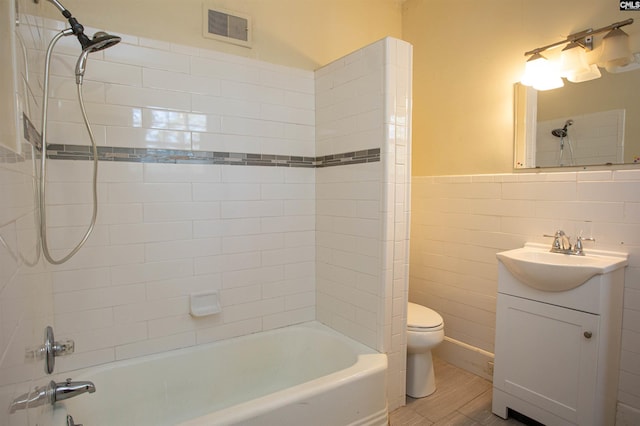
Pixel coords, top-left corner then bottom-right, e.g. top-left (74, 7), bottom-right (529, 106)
top-left (315, 37), bottom-right (412, 412)
top-left (39, 20), bottom-right (315, 156)
top-left (48, 161), bottom-right (317, 372)
top-left (8, 11), bottom-right (414, 423)
top-left (0, 5), bottom-right (57, 426)
top-left (411, 169), bottom-right (640, 419)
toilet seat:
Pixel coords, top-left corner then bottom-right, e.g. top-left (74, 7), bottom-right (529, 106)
top-left (407, 302), bottom-right (443, 331)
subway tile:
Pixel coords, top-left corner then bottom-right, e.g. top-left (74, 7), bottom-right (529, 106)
top-left (83, 58), bottom-right (143, 86)
top-left (222, 265), bottom-right (284, 289)
top-left (220, 116), bottom-right (284, 138)
top-left (105, 84), bottom-right (191, 111)
top-left (191, 56), bottom-right (261, 84)
top-left (193, 218), bottom-right (261, 238)
top-left (192, 183), bottom-right (261, 201)
top-left (52, 267), bottom-right (111, 293)
top-left (144, 238), bottom-right (221, 262)
top-left (221, 80), bottom-right (284, 104)
top-left (53, 283), bottom-right (146, 313)
top-left (144, 163), bottom-right (221, 183)
top-left (263, 306), bottom-right (315, 331)
top-left (145, 274), bottom-right (222, 301)
top-left (55, 307), bottom-right (114, 334)
top-left (104, 43), bottom-right (190, 73)
top-left (222, 165), bottom-right (284, 183)
top-left (115, 332), bottom-right (195, 361)
top-left (220, 284), bottom-right (262, 306)
top-left (221, 200), bottom-right (283, 218)
top-left (143, 202), bottom-right (220, 222)
top-left (106, 125), bottom-right (192, 150)
top-left (192, 94), bottom-right (260, 118)
top-left (222, 233), bottom-right (284, 254)
top-left (222, 297), bottom-right (284, 323)
top-left (45, 121), bottom-right (107, 146)
top-left (143, 68), bottom-right (221, 96)
top-left (110, 258), bottom-right (194, 285)
top-left (196, 318), bottom-right (262, 345)
top-left (108, 182), bottom-right (192, 203)
top-left (147, 313), bottom-right (222, 339)
top-left (260, 215), bottom-right (314, 233)
top-left (142, 109), bottom-right (221, 133)
top-left (113, 297), bottom-right (189, 324)
top-left (109, 221), bottom-right (192, 245)
top-left (578, 181), bottom-right (640, 203)
top-left (194, 252), bottom-right (261, 275)
top-left (67, 322), bottom-right (148, 353)
top-left (55, 348), bottom-right (116, 372)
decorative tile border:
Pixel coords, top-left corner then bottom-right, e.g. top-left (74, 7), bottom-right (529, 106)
top-left (45, 144), bottom-right (380, 168)
top-left (21, 114), bottom-right (380, 167)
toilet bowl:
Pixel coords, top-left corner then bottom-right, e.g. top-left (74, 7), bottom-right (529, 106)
top-left (406, 302), bottom-right (444, 398)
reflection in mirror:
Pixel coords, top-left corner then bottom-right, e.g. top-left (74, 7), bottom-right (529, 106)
top-left (514, 68), bottom-right (640, 169)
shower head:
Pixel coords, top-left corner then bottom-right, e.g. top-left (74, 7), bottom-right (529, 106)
top-left (551, 119), bottom-right (574, 138)
top-left (47, 0), bottom-right (121, 56)
top-left (47, 0), bottom-right (121, 84)
top-left (82, 31), bottom-right (121, 53)
top-left (75, 32), bottom-right (121, 84)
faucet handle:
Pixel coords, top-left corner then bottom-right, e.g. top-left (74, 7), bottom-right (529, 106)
top-left (544, 230), bottom-right (566, 251)
top-left (574, 236), bottom-right (595, 255)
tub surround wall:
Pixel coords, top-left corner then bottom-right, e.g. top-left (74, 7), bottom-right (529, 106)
top-left (411, 170), bottom-right (640, 423)
top-left (0, 145), bottom-right (54, 426)
top-left (8, 13), bottom-right (412, 416)
top-left (315, 37), bottom-right (412, 411)
top-left (0, 6), bottom-right (55, 426)
top-left (36, 18), bottom-right (319, 372)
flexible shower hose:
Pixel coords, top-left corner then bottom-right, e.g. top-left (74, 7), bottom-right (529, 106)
top-left (40, 29), bottom-right (98, 264)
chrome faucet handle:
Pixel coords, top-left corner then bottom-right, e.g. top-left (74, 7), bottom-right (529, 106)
top-left (573, 236), bottom-right (595, 255)
top-left (544, 230), bottom-right (569, 251)
top-left (24, 326), bottom-right (75, 374)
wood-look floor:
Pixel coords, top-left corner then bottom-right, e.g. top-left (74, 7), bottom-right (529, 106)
top-left (389, 357), bottom-right (527, 426)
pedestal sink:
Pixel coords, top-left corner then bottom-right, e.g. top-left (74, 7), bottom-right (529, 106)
top-left (496, 242), bottom-right (628, 292)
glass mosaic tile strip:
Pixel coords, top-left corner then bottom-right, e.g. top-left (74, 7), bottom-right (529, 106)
top-left (45, 144), bottom-right (380, 168)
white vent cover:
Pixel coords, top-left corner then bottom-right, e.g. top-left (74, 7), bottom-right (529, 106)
top-left (202, 3), bottom-right (252, 48)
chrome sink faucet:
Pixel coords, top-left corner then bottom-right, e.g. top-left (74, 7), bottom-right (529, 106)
top-left (544, 230), bottom-right (595, 256)
top-left (9, 379), bottom-right (95, 413)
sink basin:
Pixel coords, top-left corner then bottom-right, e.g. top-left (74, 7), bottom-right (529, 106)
top-left (497, 243), bottom-right (628, 292)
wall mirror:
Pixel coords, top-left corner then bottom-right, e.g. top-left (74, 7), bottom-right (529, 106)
top-left (514, 68), bottom-right (640, 169)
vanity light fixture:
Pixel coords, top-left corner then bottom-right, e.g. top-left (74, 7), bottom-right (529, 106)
top-left (521, 18), bottom-right (634, 90)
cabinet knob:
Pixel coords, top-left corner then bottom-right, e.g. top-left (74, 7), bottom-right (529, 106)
top-left (584, 331), bottom-right (593, 339)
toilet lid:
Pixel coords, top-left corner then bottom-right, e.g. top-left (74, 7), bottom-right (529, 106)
top-left (407, 302), bottom-right (443, 330)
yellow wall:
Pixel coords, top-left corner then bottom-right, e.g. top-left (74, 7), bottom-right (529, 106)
top-left (41, 0), bottom-right (402, 71)
top-left (403, 0), bottom-right (640, 175)
top-left (38, 0), bottom-right (640, 175)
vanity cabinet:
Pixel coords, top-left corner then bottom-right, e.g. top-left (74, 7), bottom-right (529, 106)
top-left (492, 257), bottom-right (626, 426)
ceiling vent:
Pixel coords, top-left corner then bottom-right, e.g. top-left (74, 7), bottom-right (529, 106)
top-left (202, 3), bottom-right (252, 48)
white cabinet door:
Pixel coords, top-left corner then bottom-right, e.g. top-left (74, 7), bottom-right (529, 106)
top-left (494, 294), bottom-right (600, 425)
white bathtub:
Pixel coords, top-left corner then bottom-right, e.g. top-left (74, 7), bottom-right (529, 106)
top-left (55, 322), bottom-right (388, 426)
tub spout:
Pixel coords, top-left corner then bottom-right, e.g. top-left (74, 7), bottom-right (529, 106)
top-left (52, 379), bottom-right (96, 402)
top-left (9, 379), bottom-right (95, 414)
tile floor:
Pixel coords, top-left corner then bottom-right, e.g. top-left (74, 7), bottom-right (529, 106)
top-left (389, 357), bottom-right (528, 425)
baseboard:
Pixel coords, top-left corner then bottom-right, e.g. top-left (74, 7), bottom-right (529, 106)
top-left (616, 402), bottom-right (640, 425)
top-left (433, 336), bottom-right (494, 381)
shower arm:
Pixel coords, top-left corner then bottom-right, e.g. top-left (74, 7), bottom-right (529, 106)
top-left (47, 0), bottom-right (92, 48)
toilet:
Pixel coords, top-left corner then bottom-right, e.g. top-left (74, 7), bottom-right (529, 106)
top-left (406, 302), bottom-right (445, 398)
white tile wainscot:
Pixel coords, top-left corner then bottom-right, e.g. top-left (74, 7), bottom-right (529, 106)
top-left (410, 169), bottom-right (640, 423)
